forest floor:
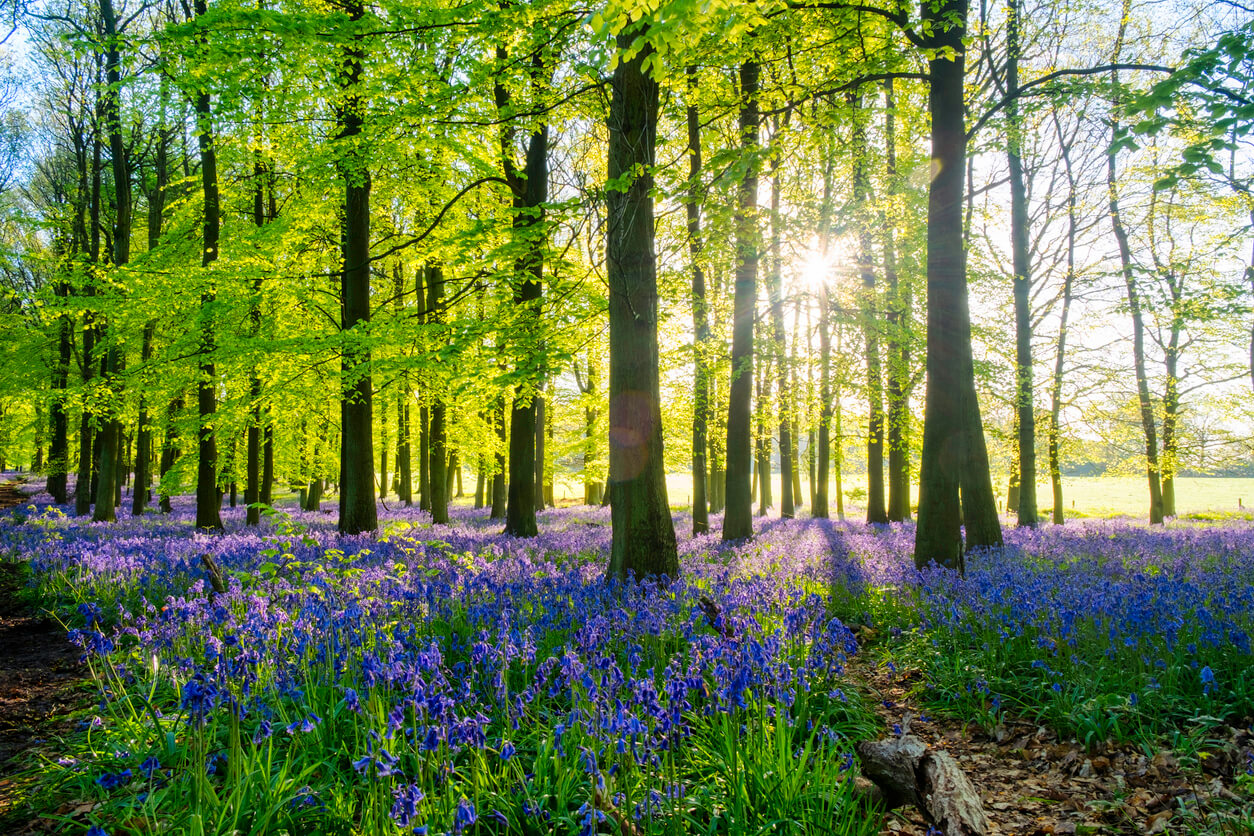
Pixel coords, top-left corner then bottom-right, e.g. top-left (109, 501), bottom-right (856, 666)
top-left (850, 648), bottom-right (1254, 835)
top-left (0, 482), bottom-right (1250, 834)
top-left (0, 480), bottom-right (89, 834)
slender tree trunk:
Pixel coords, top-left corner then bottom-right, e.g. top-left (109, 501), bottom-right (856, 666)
top-left (93, 0), bottom-right (131, 524)
top-left (159, 396), bottom-right (182, 513)
top-left (813, 154), bottom-right (835, 520)
top-left (723, 58), bottom-right (760, 541)
top-left (48, 280), bottom-right (72, 504)
top-left (852, 95), bottom-right (886, 524)
top-left (768, 155), bottom-right (794, 519)
top-left (755, 353), bottom-right (772, 515)
top-left (395, 265), bottom-right (412, 507)
top-left (687, 66), bottom-right (710, 534)
top-left (490, 393), bottom-right (507, 518)
top-left (379, 390), bottom-right (389, 500)
top-left (605, 26), bottom-right (678, 581)
top-left (497, 53), bottom-right (548, 537)
top-left (76, 128), bottom-right (103, 517)
top-left (1048, 148), bottom-right (1076, 523)
top-left (427, 263), bottom-right (449, 524)
top-left (1007, 0), bottom-right (1038, 527)
top-left (533, 394), bottom-right (546, 512)
top-left (1108, 130), bottom-right (1164, 521)
top-left (193, 71), bottom-right (223, 531)
top-left (245, 154), bottom-right (268, 525)
top-left (335, 0), bottom-right (378, 535)
top-left (883, 79), bottom-right (910, 522)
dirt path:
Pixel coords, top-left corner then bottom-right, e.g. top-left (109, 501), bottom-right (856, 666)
top-left (0, 481), bottom-right (87, 830)
top-left (849, 651), bottom-right (1253, 835)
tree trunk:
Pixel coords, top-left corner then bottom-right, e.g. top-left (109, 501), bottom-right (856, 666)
top-left (193, 69), bottom-right (223, 532)
top-left (768, 155), bottom-right (794, 519)
top-left (428, 264), bottom-right (449, 524)
top-left (605, 25), bottom-right (679, 582)
top-left (497, 49), bottom-right (548, 537)
top-left (883, 79), bottom-right (911, 522)
top-left (533, 394), bottom-right (546, 512)
top-left (852, 95), bottom-right (887, 524)
top-left (755, 353), bottom-right (773, 516)
top-left (93, 0), bottom-right (131, 524)
top-left (490, 393), bottom-right (507, 518)
top-left (396, 265), bottom-right (412, 507)
top-left (686, 66), bottom-right (710, 534)
top-left (245, 153), bottom-right (269, 526)
top-left (335, 0), bottom-right (377, 535)
top-left (723, 58), bottom-right (760, 541)
top-left (1007, 0), bottom-right (1038, 527)
top-left (158, 396), bottom-right (182, 514)
top-left (915, 0), bottom-right (1000, 570)
top-left (1107, 101), bottom-right (1164, 521)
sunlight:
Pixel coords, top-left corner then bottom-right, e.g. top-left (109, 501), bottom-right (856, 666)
top-left (796, 239), bottom-right (841, 292)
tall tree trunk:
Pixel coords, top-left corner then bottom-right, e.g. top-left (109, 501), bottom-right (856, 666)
top-left (1047, 115), bottom-right (1077, 524)
top-left (915, 0), bottom-right (1002, 569)
top-left (427, 263), bottom-right (449, 524)
top-left (245, 153), bottom-right (268, 526)
top-left (768, 153), bottom-right (794, 519)
top-left (755, 353), bottom-right (772, 515)
top-left (48, 279), bottom-right (72, 504)
top-left (335, 0), bottom-right (377, 535)
top-left (395, 264), bottom-right (412, 506)
top-left (852, 95), bottom-right (887, 524)
top-left (723, 57), bottom-right (760, 541)
top-left (813, 152), bottom-right (835, 520)
top-left (76, 131), bottom-right (102, 518)
top-left (1106, 22), bottom-right (1164, 525)
top-left (490, 393), bottom-right (507, 518)
top-left (605, 25), bottom-right (678, 582)
top-left (193, 46), bottom-right (223, 532)
top-left (883, 79), bottom-right (911, 522)
top-left (533, 394), bottom-right (546, 512)
top-left (158, 395), bottom-right (182, 513)
top-left (93, 0), bottom-right (131, 524)
top-left (496, 48), bottom-right (548, 538)
top-left (686, 67), bottom-right (710, 534)
top-left (577, 356), bottom-right (603, 504)
top-left (1007, 0), bottom-right (1038, 527)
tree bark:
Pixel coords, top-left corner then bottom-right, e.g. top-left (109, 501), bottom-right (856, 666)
top-left (1107, 55), bottom-right (1164, 524)
top-left (723, 58), bottom-right (760, 542)
top-left (490, 393), bottom-right (507, 518)
top-left (1007, 0), bottom-right (1038, 527)
top-left (497, 48), bottom-right (548, 538)
top-left (335, 0), bottom-right (378, 535)
top-left (852, 94), bottom-right (887, 524)
top-left (768, 150), bottom-right (794, 519)
top-left (1047, 113), bottom-right (1077, 525)
top-left (427, 263), bottom-right (449, 524)
top-left (883, 78), bottom-right (910, 522)
top-left (605, 25), bottom-right (678, 582)
top-left (92, 0), bottom-right (131, 524)
top-left (686, 66), bottom-right (711, 535)
top-left (916, 0), bottom-right (1003, 569)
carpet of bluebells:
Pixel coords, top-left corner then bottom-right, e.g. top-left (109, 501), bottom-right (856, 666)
top-left (2, 474), bottom-right (1253, 835)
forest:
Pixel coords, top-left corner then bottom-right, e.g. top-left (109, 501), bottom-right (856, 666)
top-left (0, 0), bottom-right (1252, 833)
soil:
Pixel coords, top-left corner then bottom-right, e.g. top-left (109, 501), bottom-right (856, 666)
top-left (848, 646), bottom-right (1254, 836)
top-left (0, 481), bottom-right (88, 831)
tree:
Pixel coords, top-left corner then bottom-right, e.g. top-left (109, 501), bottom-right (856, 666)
top-left (604, 20), bottom-right (678, 582)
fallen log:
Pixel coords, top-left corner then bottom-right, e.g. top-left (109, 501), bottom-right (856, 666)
top-left (200, 553), bottom-right (227, 596)
top-left (855, 716), bottom-right (989, 836)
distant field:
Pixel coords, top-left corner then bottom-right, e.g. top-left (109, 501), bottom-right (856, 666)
top-left (550, 473), bottom-right (1254, 521)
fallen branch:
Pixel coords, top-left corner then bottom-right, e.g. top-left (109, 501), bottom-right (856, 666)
top-left (200, 553), bottom-right (227, 596)
top-left (855, 715), bottom-right (989, 836)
